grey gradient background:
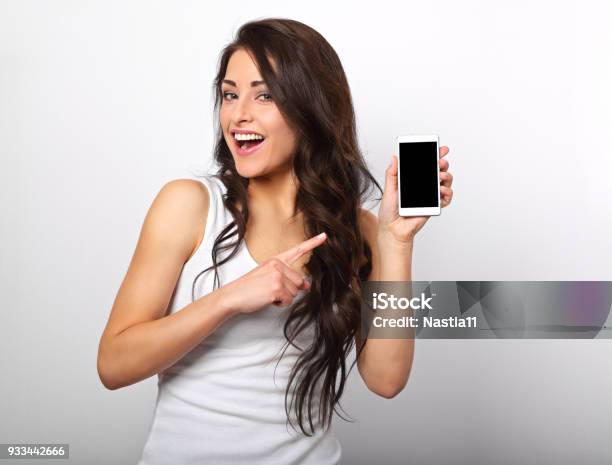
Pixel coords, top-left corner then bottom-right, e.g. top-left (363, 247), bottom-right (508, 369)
top-left (1, 1), bottom-right (611, 464)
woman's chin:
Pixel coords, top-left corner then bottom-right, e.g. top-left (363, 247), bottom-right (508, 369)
top-left (234, 163), bottom-right (263, 179)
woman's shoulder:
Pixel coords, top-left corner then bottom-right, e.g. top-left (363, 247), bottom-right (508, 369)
top-left (357, 208), bottom-right (379, 277)
top-left (156, 178), bottom-right (210, 215)
top-left (358, 208), bottom-right (378, 244)
top-left (149, 178), bottom-right (210, 261)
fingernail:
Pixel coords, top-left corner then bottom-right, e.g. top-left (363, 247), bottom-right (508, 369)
top-left (318, 232), bottom-right (327, 239)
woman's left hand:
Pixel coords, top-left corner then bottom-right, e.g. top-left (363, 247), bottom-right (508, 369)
top-left (378, 146), bottom-right (453, 244)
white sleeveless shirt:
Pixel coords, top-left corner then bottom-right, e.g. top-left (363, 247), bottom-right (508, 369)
top-left (137, 174), bottom-right (342, 465)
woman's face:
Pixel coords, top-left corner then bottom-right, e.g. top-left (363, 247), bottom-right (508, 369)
top-left (220, 48), bottom-right (298, 179)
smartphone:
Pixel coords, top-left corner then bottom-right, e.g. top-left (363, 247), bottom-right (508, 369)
top-left (397, 134), bottom-right (441, 217)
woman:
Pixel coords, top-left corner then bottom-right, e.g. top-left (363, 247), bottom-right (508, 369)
top-left (97, 18), bottom-right (453, 464)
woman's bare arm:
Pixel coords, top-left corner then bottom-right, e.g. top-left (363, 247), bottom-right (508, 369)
top-left (355, 208), bottom-right (415, 398)
top-left (97, 179), bottom-right (237, 390)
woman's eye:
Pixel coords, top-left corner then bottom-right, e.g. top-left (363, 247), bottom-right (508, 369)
top-left (221, 91), bottom-right (272, 101)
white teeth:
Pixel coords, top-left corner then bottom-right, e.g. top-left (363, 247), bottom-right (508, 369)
top-left (234, 133), bottom-right (264, 141)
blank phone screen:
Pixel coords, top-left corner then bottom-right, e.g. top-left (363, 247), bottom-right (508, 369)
top-left (399, 141), bottom-right (439, 208)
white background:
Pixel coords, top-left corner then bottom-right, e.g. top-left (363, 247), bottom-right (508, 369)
top-left (1, 1), bottom-right (611, 464)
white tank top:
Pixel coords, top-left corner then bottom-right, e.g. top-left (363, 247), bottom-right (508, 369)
top-left (137, 174), bottom-right (342, 465)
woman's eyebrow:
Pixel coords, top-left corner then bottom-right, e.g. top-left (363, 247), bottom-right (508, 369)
top-left (222, 79), bottom-right (266, 87)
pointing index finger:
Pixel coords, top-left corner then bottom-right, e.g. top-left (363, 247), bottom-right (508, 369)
top-left (276, 232), bottom-right (327, 265)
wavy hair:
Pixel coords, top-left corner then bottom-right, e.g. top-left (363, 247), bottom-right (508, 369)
top-left (192, 18), bottom-right (383, 436)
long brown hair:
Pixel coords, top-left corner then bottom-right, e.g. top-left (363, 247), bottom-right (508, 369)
top-left (192, 18), bottom-right (383, 436)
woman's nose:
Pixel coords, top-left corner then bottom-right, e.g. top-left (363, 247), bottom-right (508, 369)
top-left (232, 98), bottom-right (253, 123)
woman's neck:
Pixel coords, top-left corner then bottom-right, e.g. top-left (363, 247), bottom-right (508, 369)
top-left (247, 168), bottom-right (301, 222)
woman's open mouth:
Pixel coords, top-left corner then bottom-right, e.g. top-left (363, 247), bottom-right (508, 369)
top-left (232, 133), bottom-right (266, 156)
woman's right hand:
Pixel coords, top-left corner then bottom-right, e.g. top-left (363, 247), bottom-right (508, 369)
top-left (217, 232), bottom-right (327, 314)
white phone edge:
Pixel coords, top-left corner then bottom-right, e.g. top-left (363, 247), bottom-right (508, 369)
top-left (397, 134), bottom-right (441, 217)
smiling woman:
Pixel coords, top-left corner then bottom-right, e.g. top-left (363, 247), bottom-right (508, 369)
top-left (218, 47), bottom-right (301, 178)
top-left (98, 17), bottom-right (416, 465)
